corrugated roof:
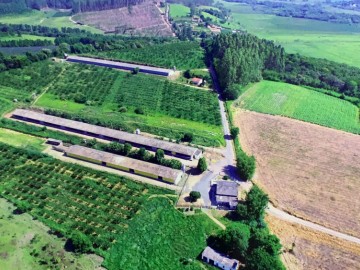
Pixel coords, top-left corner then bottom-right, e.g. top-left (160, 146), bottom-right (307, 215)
top-left (66, 145), bottom-right (182, 181)
top-left (67, 55), bottom-right (174, 76)
top-left (12, 109), bottom-right (200, 158)
top-left (216, 181), bottom-right (238, 197)
top-left (202, 246), bottom-right (239, 269)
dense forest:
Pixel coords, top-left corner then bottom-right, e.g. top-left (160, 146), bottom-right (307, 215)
top-left (205, 33), bottom-right (285, 99)
top-left (0, 0), bottom-right (146, 14)
top-left (224, 0), bottom-right (360, 24)
top-left (206, 33), bottom-right (360, 100)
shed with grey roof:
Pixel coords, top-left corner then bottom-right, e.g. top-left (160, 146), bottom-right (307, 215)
top-left (11, 109), bottom-right (202, 160)
top-left (63, 145), bottom-right (183, 184)
top-left (66, 55), bottom-right (174, 77)
top-left (201, 246), bottom-right (240, 270)
top-left (215, 181), bottom-right (238, 209)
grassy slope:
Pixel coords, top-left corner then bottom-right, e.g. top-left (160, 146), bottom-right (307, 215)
top-left (104, 197), bottom-right (219, 270)
top-left (169, 4), bottom-right (190, 18)
top-left (0, 199), bottom-right (98, 270)
top-left (236, 80), bottom-right (360, 134)
top-left (218, 1), bottom-right (360, 68)
top-left (0, 128), bottom-right (45, 151)
top-left (0, 10), bottom-right (102, 34)
top-left (0, 34), bottom-right (55, 42)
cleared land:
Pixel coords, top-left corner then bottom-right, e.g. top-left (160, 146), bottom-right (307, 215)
top-left (266, 215), bottom-right (360, 270)
top-left (73, 1), bottom-right (172, 36)
top-left (218, 1), bottom-right (360, 68)
top-left (169, 3), bottom-right (190, 18)
top-left (0, 10), bottom-right (101, 33)
top-left (0, 128), bottom-right (45, 151)
top-left (92, 41), bottom-right (206, 69)
top-left (236, 81), bottom-right (360, 134)
top-left (235, 110), bottom-right (360, 238)
top-left (0, 199), bottom-right (101, 270)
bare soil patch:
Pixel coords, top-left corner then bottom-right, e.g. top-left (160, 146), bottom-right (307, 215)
top-left (235, 109), bottom-right (360, 237)
top-left (73, 1), bottom-right (173, 36)
top-left (266, 215), bottom-right (360, 270)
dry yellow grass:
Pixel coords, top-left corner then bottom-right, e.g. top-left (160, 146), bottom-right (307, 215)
top-left (235, 109), bottom-right (360, 238)
top-left (266, 215), bottom-right (360, 270)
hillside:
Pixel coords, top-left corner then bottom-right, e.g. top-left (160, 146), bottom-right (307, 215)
top-left (73, 1), bottom-right (173, 36)
top-left (236, 80), bottom-right (360, 134)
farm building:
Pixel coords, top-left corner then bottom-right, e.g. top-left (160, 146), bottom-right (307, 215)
top-left (11, 109), bottom-right (202, 160)
top-left (190, 77), bottom-right (203, 86)
top-left (62, 145), bottom-right (183, 184)
top-left (61, 145), bottom-right (183, 184)
top-left (214, 181), bottom-right (238, 209)
top-left (201, 246), bottom-right (240, 270)
top-left (66, 55), bottom-right (174, 77)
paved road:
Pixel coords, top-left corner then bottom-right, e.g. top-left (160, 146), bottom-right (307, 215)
top-left (267, 204), bottom-right (360, 245)
top-left (193, 66), bottom-right (360, 246)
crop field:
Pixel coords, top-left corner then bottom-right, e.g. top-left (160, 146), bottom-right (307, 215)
top-left (105, 197), bottom-right (219, 270)
top-left (0, 198), bottom-right (102, 270)
top-left (235, 110), bottom-right (360, 238)
top-left (0, 98), bottom-right (13, 115)
top-left (266, 215), bottom-right (360, 270)
top-left (236, 81), bottom-right (360, 134)
top-left (218, 1), bottom-right (360, 68)
top-left (73, 1), bottom-right (172, 36)
top-left (93, 41), bottom-right (206, 69)
top-left (0, 10), bottom-right (101, 33)
top-left (169, 4), bottom-right (190, 18)
top-left (33, 62), bottom-right (223, 146)
top-left (0, 142), bottom-right (173, 254)
top-left (0, 128), bottom-right (45, 151)
top-left (0, 61), bottom-right (62, 99)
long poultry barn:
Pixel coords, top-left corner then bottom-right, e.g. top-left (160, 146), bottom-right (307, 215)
top-left (66, 55), bottom-right (174, 77)
top-left (11, 109), bottom-right (202, 160)
top-left (61, 145), bottom-right (183, 185)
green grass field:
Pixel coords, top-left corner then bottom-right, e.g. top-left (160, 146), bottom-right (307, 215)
top-left (169, 4), bottom-right (190, 18)
top-left (217, 1), bottom-right (360, 68)
top-left (0, 199), bottom-right (99, 270)
top-left (104, 197), bottom-right (219, 270)
top-left (236, 81), bottom-right (360, 134)
top-left (0, 34), bottom-right (55, 42)
top-left (0, 128), bottom-right (45, 151)
top-left (0, 10), bottom-right (101, 34)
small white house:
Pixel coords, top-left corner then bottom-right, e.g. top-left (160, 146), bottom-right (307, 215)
top-left (201, 246), bottom-right (240, 270)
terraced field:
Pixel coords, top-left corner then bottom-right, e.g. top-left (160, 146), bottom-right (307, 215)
top-left (236, 81), bottom-right (360, 134)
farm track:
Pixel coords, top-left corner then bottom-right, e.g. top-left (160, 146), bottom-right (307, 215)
top-left (208, 67), bottom-right (360, 246)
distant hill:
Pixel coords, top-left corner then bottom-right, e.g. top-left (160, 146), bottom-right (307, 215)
top-left (0, 0), bottom-right (146, 14)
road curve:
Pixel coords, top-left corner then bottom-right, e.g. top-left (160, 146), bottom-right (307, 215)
top-left (209, 65), bottom-right (360, 246)
top-left (267, 204), bottom-right (360, 245)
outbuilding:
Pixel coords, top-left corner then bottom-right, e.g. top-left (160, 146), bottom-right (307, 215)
top-left (63, 145), bottom-right (183, 185)
top-left (215, 181), bottom-right (238, 209)
top-left (202, 246), bottom-right (240, 270)
top-left (190, 77), bottom-right (203, 86)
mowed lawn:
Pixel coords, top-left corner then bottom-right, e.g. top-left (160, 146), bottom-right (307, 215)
top-left (169, 4), bottom-right (190, 18)
top-left (0, 128), bottom-right (45, 151)
top-left (236, 81), bottom-right (360, 134)
top-left (218, 1), bottom-right (360, 68)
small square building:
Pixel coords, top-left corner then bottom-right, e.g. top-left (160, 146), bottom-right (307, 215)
top-left (215, 181), bottom-right (238, 209)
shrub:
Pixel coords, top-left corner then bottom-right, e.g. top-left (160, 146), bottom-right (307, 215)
top-left (182, 132), bottom-right (193, 142)
top-left (236, 151), bottom-right (255, 180)
top-left (230, 127), bottom-right (239, 139)
top-left (69, 232), bottom-right (92, 253)
top-left (134, 107), bottom-right (144, 115)
top-left (119, 106), bottom-right (127, 113)
top-left (197, 157), bottom-right (207, 173)
top-left (189, 191), bottom-right (201, 202)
